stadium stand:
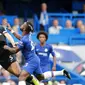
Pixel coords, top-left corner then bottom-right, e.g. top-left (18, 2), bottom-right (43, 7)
top-left (34, 13), bottom-right (85, 31)
top-left (34, 13), bottom-right (85, 45)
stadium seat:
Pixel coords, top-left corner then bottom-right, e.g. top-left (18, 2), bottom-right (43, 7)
top-left (69, 34), bottom-right (85, 45)
top-left (60, 29), bottom-right (79, 36)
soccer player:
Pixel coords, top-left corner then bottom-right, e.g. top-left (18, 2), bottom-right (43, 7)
top-left (4, 21), bottom-right (71, 85)
top-left (35, 31), bottom-right (56, 85)
top-left (35, 31), bottom-right (56, 72)
top-left (0, 25), bottom-right (21, 78)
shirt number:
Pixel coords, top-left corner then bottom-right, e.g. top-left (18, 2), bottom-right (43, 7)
top-left (9, 56), bottom-right (13, 62)
top-left (31, 41), bottom-right (34, 50)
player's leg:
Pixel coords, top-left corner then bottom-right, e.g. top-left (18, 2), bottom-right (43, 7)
top-left (7, 60), bottom-right (21, 77)
top-left (18, 70), bottom-right (32, 85)
top-left (36, 69), bottom-right (71, 81)
top-left (35, 62), bottom-right (71, 81)
top-left (7, 56), bottom-right (32, 85)
top-left (40, 65), bottom-right (50, 85)
top-left (18, 62), bottom-right (40, 85)
top-left (1, 57), bottom-right (21, 77)
top-left (0, 49), bottom-right (21, 77)
top-left (43, 70), bottom-right (71, 79)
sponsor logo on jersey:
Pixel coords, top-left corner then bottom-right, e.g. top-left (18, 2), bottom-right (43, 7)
top-left (44, 48), bottom-right (48, 52)
top-left (38, 52), bottom-right (48, 56)
top-left (36, 49), bottom-right (39, 51)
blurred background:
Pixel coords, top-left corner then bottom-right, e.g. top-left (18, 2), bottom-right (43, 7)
top-left (0, 0), bottom-right (85, 85)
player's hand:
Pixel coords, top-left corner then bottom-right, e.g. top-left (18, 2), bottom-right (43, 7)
top-left (15, 42), bottom-right (18, 46)
top-left (7, 23), bottom-right (11, 27)
top-left (3, 45), bottom-right (10, 50)
top-left (52, 66), bottom-right (56, 71)
top-left (7, 23), bottom-right (12, 31)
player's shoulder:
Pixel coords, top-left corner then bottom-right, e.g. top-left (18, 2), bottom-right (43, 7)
top-left (21, 34), bottom-right (28, 40)
top-left (20, 36), bottom-right (26, 43)
top-left (46, 44), bottom-right (53, 49)
top-left (46, 43), bottom-right (51, 47)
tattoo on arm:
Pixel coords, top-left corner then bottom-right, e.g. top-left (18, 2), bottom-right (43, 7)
top-left (4, 46), bottom-right (19, 54)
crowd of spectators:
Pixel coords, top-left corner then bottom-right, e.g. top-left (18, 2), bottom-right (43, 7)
top-left (39, 3), bottom-right (85, 34)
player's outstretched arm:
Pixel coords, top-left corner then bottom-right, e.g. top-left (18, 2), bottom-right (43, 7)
top-left (4, 32), bottom-right (15, 47)
top-left (3, 45), bottom-right (20, 54)
top-left (7, 23), bottom-right (21, 40)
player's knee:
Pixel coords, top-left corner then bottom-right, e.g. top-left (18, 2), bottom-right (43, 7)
top-left (19, 72), bottom-right (30, 81)
top-left (16, 69), bottom-right (21, 76)
top-left (19, 75), bottom-right (25, 81)
top-left (15, 72), bottom-right (20, 77)
top-left (19, 74), bottom-right (26, 81)
top-left (12, 69), bottom-right (21, 77)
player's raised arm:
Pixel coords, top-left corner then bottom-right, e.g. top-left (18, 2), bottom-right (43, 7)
top-left (4, 32), bottom-right (15, 47)
top-left (7, 23), bottom-right (22, 40)
top-left (0, 25), bottom-right (15, 47)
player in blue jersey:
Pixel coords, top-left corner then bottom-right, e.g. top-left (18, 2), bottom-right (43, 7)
top-left (35, 31), bottom-right (56, 72)
top-left (35, 31), bottom-right (56, 84)
top-left (4, 21), bottom-right (71, 85)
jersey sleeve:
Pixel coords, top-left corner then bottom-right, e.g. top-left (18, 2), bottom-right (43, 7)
top-left (0, 27), bottom-right (7, 33)
top-left (17, 39), bottom-right (24, 50)
top-left (50, 45), bottom-right (55, 57)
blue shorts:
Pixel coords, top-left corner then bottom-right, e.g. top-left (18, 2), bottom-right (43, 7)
top-left (41, 64), bottom-right (51, 73)
top-left (23, 57), bottom-right (42, 75)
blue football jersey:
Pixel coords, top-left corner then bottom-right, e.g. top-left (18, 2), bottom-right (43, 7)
top-left (35, 44), bottom-right (55, 66)
top-left (17, 33), bottom-right (42, 74)
top-left (17, 33), bottom-right (36, 61)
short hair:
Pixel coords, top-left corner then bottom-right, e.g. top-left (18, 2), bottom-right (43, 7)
top-left (37, 31), bottom-right (48, 41)
top-left (41, 3), bottom-right (47, 6)
top-left (2, 18), bottom-right (7, 21)
top-left (14, 17), bottom-right (18, 19)
top-left (53, 19), bottom-right (58, 22)
top-left (14, 17), bottom-right (19, 21)
top-left (26, 21), bottom-right (33, 32)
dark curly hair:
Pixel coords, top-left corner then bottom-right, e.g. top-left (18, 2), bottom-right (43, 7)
top-left (37, 31), bottom-right (48, 41)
